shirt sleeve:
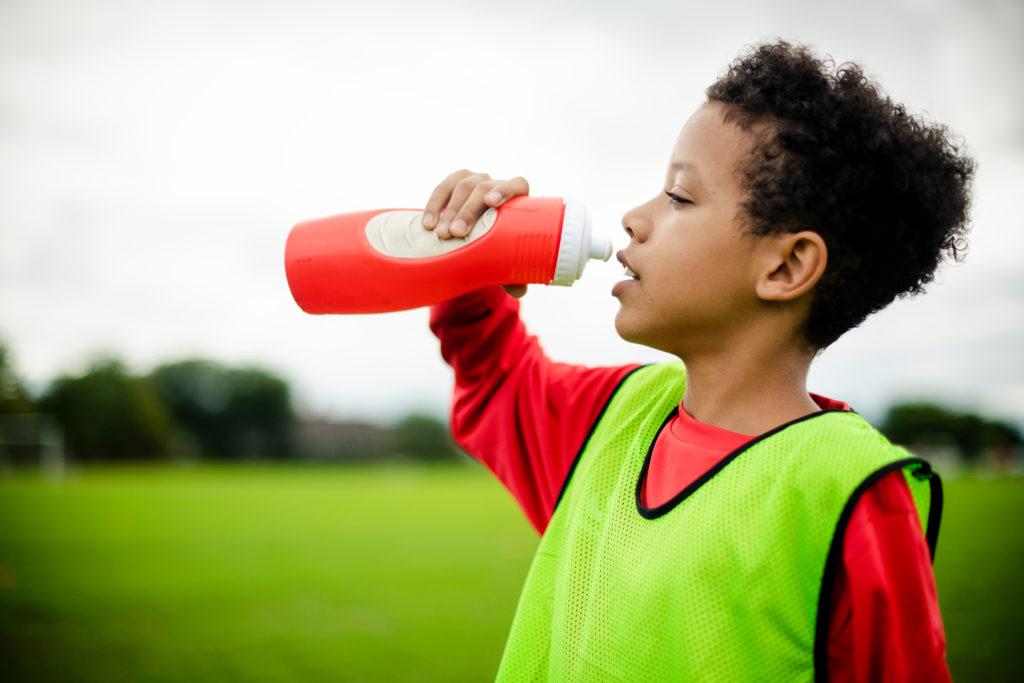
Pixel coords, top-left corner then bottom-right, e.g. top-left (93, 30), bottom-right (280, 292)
top-left (826, 470), bottom-right (951, 682)
top-left (430, 287), bottom-right (639, 534)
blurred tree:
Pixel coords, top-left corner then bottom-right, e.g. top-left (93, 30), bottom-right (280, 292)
top-left (880, 402), bottom-right (1023, 461)
top-left (40, 359), bottom-right (171, 460)
top-left (148, 359), bottom-right (224, 455)
top-left (0, 342), bottom-right (35, 414)
top-left (150, 359), bottom-right (295, 459)
top-left (392, 414), bottom-right (461, 462)
top-left (220, 366), bottom-right (295, 458)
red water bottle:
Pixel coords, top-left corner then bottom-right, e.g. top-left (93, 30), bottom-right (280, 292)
top-left (284, 196), bottom-right (612, 314)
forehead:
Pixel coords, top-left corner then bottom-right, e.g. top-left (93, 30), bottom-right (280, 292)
top-left (668, 103), bottom-right (759, 189)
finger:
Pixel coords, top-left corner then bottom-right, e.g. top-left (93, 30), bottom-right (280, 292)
top-left (435, 172), bottom-right (491, 238)
top-left (447, 174), bottom-right (531, 238)
top-left (442, 173), bottom-right (492, 238)
top-left (502, 284), bottom-right (528, 298)
top-left (483, 176), bottom-right (531, 208)
top-left (423, 169), bottom-right (473, 230)
top-left (448, 175), bottom-right (531, 238)
top-left (449, 182), bottom-right (502, 237)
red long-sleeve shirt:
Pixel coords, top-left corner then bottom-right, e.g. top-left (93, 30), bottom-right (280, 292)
top-left (430, 287), bottom-right (949, 682)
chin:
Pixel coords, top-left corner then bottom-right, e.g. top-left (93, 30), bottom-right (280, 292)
top-left (614, 312), bottom-right (682, 357)
top-left (612, 309), bottom-right (632, 340)
top-left (613, 310), bottom-right (648, 347)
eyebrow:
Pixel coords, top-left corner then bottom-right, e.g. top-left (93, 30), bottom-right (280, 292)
top-left (669, 161), bottom-right (706, 190)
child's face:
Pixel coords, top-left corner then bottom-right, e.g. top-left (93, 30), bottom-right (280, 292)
top-left (613, 102), bottom-right (769, 357)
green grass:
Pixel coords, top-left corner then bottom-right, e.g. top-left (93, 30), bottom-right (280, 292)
top-left (933, 475), bottom-right (1024, 682)
top-left (0, 463), bottom-right (538, 682)
top-left (0, 464), bottom-right (1021, 681)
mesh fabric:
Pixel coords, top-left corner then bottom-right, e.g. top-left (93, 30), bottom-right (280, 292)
top-left (496, 362), bottom-right (936, 682)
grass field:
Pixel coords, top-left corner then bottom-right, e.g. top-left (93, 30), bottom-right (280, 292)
top-left (1, 463), bottom-right (1021, 681)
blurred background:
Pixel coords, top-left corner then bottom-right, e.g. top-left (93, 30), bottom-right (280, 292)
top-left (1, 0), bottom-right (1022, 680)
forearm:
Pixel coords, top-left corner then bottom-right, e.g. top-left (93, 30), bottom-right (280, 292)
top-left (430, 287), bottom-right (636, 533)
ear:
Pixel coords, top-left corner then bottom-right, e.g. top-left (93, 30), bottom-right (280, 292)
top-left (755, 231), bottom-right (827, 302)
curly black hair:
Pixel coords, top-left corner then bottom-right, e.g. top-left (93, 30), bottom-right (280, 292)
top-left (705, 41), bottom-right (975, 349)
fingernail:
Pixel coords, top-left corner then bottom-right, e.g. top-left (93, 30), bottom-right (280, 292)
top-left (485, 191), bottom-right (502, 204)
top-left (422, 212), bottom-right (434, 228)
top-left (451, 219), bottom-right (467, 236)
top-left (437, 220), bottom-right (450, 235)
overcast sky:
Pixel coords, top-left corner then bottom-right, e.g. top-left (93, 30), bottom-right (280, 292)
top-left (1, 0), bottom-right (1022, 429)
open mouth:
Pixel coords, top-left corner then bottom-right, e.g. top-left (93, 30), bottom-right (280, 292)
top-left (617, 251), bottom-right (639, 280)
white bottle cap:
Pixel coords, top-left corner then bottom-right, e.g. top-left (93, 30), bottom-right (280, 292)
top-left (551, 200), bottom-right (613, 286)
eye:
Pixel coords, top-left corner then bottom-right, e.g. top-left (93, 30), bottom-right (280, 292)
top-left (665, 191), bottom-right (691, 206)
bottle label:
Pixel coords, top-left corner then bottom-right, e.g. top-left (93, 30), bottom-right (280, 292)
top-left (364, 209), bottom-right (496, 259)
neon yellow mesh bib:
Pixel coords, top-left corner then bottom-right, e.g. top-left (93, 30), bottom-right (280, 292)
top-left (497, 362), bottom-right (940, 682)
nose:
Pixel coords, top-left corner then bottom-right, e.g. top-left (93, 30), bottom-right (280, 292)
top-left (621, 203), bottom-right (648, 242)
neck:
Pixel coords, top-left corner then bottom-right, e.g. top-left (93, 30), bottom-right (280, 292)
top-left (677, 328), bottom-right (819, 436)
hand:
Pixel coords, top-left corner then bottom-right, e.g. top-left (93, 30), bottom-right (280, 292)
top-left (422, 169), bottom-right (530, 298)
top-left (422, 170), bottom-right (530, 239)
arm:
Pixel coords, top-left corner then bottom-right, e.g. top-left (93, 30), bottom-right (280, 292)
top-left (431, 287), bottom-right (637, 534)
top-left (421, 169), bottom-right (635, 533)
top-left (827, 470), bottom-right (951, 682)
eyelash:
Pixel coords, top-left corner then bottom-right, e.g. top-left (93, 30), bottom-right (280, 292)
top-left (665, 191), bottom-right (691, 206)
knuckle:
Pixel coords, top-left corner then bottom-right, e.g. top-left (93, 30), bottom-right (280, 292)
top-left (455, 173), bottom-right (486, 191)
top-left (472, 182), bottom-right (496, 198)
top-left (439, 169), bottom-right (471, 191)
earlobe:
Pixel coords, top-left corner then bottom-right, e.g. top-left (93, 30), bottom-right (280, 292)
top-left (756, 231), bottom-right (827, 302)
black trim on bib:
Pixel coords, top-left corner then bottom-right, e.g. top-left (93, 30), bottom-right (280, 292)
top-left (552, 365), bottom-right (647, 512)
top-left (635, 408), bottom-right (851, 520)
top-left (812, 457), bottom-right (942, 683)
top-left (921, 465), bottom-right (943, 560)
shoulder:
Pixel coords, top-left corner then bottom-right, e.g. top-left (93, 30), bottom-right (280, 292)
top-left (751, 411), bottom-right (933, 523)
top-left (783, 410), bottom-right (910, 464)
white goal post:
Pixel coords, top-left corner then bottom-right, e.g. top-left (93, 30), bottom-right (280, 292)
top-left (0, 413), bottom-right (65, 482)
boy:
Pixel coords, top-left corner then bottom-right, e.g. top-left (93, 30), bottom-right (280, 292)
top-left (421, 41), bottom-right (972, 681)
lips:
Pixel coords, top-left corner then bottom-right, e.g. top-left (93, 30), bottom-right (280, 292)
top-left (617, 251), bottom-right (639, 280)
top-left (611, 251), bottom-right (640, 298)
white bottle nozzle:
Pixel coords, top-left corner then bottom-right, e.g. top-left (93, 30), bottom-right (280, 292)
top-left (590, 236), bottom-right (613, 261)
